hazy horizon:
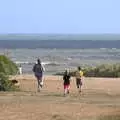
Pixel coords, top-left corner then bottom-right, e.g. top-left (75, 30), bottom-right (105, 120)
top-left (0, 34), bottom-right (120, 40)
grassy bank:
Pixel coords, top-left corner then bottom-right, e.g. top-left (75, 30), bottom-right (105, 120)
top-left (54, 63), bottom-right (120, 78)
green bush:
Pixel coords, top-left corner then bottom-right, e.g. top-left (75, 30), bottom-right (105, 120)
top-left (0, 55), bottom-right (18, 75)
top-left (0, 72), bottom-right (19, 91)
top-left (84, 63), bottom-right (120, 78)
top-left (0, 55), bottom-right (19, 91)
top-left (54, 63), bottom-right (120, 78)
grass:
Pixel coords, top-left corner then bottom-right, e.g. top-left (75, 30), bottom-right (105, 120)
top-left (0, 55), bottom-right (19, 91)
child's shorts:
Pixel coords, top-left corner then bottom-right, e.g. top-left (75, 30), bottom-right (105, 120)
top-left (64, 84), bottom-right (70, 90)
top-left (76, 78), bottom-right (82, 88)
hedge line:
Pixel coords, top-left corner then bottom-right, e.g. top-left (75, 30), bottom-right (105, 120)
top-left (54, 63), bottom-right (120, 78)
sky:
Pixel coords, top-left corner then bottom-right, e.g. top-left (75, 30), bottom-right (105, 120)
top-left (0, 0), bottom-right (120, 34)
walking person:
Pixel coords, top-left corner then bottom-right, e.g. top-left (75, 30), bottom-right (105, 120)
top-left (63, 69), bottom-right (71, 96)
top-left (32, 59), bottom-right (45, 92)
top-left (18, 64), bottom-right (22, 75)
top-left (75, 66), bottom-right (84, 93)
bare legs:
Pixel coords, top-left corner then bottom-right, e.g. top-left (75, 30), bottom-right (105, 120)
top-left (64, 85), bottom-right (70, 96)
top-left (76, 79), bottom-right (82, 93)
top-left (37, 77), bottom-right (43, 92)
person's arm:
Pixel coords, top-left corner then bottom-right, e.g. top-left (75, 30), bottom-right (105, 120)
top-left (42, 64), bottom-right (45, 72)
top-left (63, 75), bottom-right (65, 81)
top-left (69, 75), bottom-right (72, 81)
top-left (32, 64), bottom-right (36, 72)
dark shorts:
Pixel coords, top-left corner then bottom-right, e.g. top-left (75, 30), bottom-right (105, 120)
top-left (35, 72), bottom-right (43, 79)
top-left (76, 78), bottom-right (82, 88)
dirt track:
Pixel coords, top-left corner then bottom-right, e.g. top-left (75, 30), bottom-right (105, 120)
top-left (0, 75), bottom-right (120, 120)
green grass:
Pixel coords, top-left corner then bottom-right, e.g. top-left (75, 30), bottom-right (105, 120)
top-left (55, 63), bottom-right (120, 78)
top-left (0, 55), bottom-right (18, 75)
top-left (0, 55), bottom-right (19, 91)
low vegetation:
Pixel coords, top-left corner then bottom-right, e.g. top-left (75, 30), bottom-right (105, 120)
top-left (54, 63), bottom-right (120, 78)
top-left (0, 55), bottom-right (18, 75)
top-left (0, 55), bottom-right (19, 91)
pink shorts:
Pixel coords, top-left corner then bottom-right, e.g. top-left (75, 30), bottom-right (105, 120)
top-left (64, 84), bottom-right (70, 90)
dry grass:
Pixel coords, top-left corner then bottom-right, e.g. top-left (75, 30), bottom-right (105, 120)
top-left (0, 75), bottom-right (120, 120)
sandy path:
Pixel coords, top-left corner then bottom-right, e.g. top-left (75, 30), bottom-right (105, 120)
top-left (0, 75), bottom-right (120, 120)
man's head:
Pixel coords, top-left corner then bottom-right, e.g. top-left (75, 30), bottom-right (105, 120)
top-left (78, 66), bottom-right (81, 71)
top-left (37, 59), bottom-right (41, 64)
top-left (64, 68), bottom-right (69, 75)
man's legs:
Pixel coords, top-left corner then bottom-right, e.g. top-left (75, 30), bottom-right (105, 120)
top-left (37, 77), bottom-right (41, 92)
top-left (36, 76), bottom-right (43, 92)
top-left (40, 76), bottom-right (44, 88)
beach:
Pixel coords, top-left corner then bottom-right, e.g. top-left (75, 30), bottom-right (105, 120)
top-left (0, 74), bottom-right (120, 120)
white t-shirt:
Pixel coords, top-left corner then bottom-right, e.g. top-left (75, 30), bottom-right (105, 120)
top-left (41, 64), bottom-right (45, 72)
top-left (19, 67), bottom-right (22, 75)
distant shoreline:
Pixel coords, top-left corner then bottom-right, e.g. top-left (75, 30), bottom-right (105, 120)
top-left (0, 34), bottom-right (120, 41)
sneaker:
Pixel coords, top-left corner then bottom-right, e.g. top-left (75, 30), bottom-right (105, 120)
top-left (40, 85), bottom-right (43, 88)
top-left (64, 93), bottom-right (67, 97)
top-left (67, 90), bottom-right (69, 94)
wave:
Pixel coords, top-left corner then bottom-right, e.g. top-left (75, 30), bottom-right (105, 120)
top-left (15, 61), bottom-right (33, 65)
top-left (15, 61), bottom-right (60, 66)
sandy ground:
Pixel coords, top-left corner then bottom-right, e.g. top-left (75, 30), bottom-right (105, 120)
top-left (0, 74), bottom-right (120, 120)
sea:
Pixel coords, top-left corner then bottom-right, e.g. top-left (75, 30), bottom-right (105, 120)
top-left (0, 38), bottom-right (120, 75)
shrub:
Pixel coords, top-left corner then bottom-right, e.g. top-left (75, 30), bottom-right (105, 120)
top-left (0, 55), bottom-right (19, 91)
top-left (0, 72), bottom-right (18, 91)
top-left (54, 63), bottom-right (120, 78)
top-left (0, 55), bottom-right (18, 75)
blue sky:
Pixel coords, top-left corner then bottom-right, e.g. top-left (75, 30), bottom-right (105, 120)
top-left (0, 0), bottom-right (120, 34)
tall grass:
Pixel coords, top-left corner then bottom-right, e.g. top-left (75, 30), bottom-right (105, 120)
top-left (54, 63), bottom-right (120, 78)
